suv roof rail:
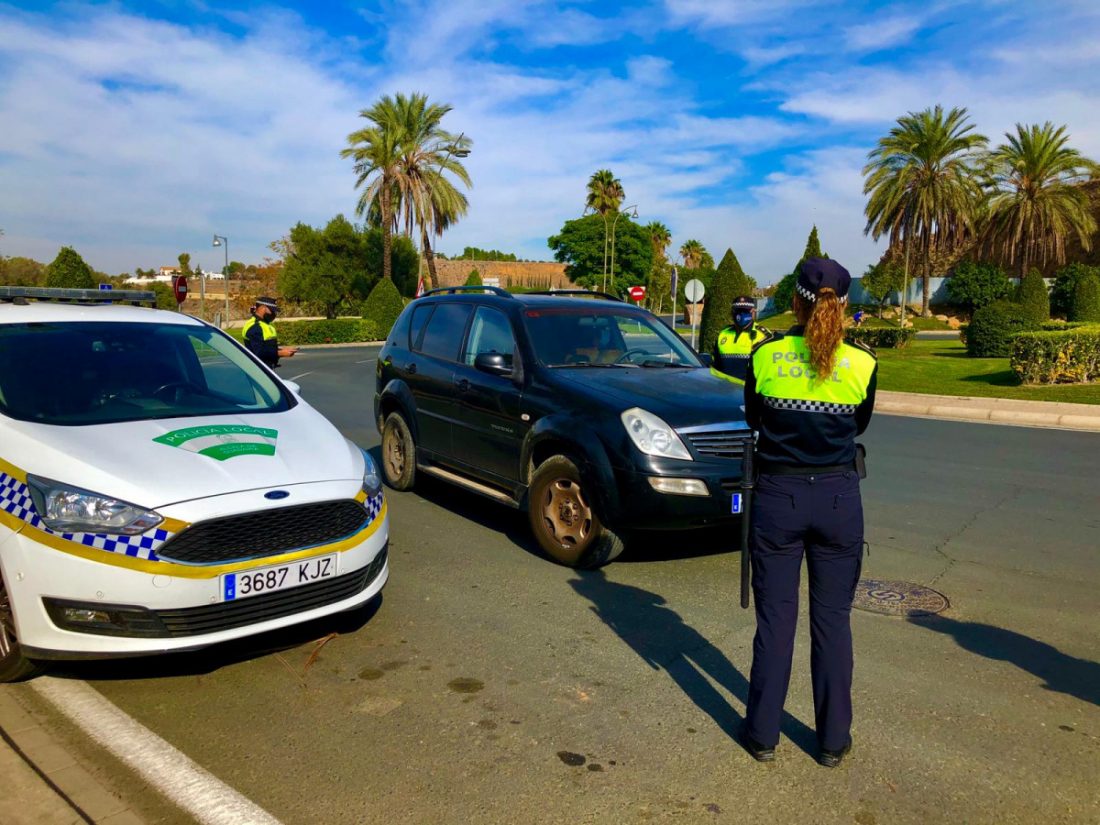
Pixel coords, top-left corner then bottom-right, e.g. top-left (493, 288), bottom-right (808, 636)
top-left (0, 286), bottom-right (158, 306)
top-left (524, 289), bottom-right (624, 302)
top-left (420, 285), bottom-right (515, 299)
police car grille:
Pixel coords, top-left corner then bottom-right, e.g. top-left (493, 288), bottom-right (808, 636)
top-left (157, 500), bottom-right (371, 564)
top-left (683, 430), bottom-right (753, 460)
top-left (151, 546), bottom-right (388, 637)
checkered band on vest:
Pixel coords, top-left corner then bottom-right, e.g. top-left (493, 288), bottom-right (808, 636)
top-left (0, 471), bottom-right (172, 561)
top-left (764, 396), bottom-right (857, 415)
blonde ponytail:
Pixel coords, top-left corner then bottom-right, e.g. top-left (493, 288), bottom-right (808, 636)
top-left (804, 288), bottom-right (846, 380)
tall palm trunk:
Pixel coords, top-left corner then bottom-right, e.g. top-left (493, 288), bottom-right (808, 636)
top-left (922, 229), bottom-right (933, 317)
top-left (421, 226), bottom-right (438, 289)
top-left (381, 176), bottom-right (393, 281)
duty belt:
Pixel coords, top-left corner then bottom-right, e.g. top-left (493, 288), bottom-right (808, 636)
top-left (756, 460), bottom-right (856, 476)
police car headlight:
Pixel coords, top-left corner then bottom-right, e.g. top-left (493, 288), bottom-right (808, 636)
top-left (26, 476), bottom-right (163, 535)
top-left (621, 408), bottom-right (693, 461)
top-left (361, 449), bottom-right (382, 498)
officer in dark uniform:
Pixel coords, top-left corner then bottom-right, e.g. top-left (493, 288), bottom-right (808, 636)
top-left (711, 296), bottom-right (771, 384)
top-left (242, 297), bottom-right (297, 369)
top-left (739, 258), bottom-right (877, 768)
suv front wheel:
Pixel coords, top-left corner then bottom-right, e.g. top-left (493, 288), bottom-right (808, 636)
top-left (381, 411), bottom-right (417, 491)
top-left (528, 456), bottom-right (624, 569)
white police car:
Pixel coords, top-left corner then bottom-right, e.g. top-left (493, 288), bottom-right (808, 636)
top-left (0, 287), bottom-right (388, 680)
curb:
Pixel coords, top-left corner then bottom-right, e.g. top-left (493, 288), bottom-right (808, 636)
top-left (875, 391), bottom-right (1100, 432)
top-left (0, 687), bottom-right (147, 824)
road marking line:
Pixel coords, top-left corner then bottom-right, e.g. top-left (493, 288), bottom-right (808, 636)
top-left (31, 678), bottom-right (283, 825)
top-left (287, 371), bottom-right (314, 381)
top-left (355, 359), bottom-right (376, 364)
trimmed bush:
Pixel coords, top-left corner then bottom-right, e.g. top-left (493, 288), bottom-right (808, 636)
top-left (1016, 268), bottom-right (1050, 324)
top-left (1050, 263), bottom-right (1099, 319)
top-left (1071, 272), bottom-right (1100, 322)
top-left (45, 246), bottom-right (95, 289)
top-left (1040, 320), bottom-right (1092, 331)
top-left (1012, 327), bottom-right (1100, 384)
top-left (946, 261), bottom-right (1012, 313)
top-left (965, 300), bottom-right (1040, 357)
top-left (699, 248), bottom-right (753, 353)
top-left (270, 319), bottom-right (381, 346)
top-left (464, 269), bottom-right (482, 286)
top-left (362, 278), bottom-right (405, 337)
top-left (846, 328), bottom-right (916, 349)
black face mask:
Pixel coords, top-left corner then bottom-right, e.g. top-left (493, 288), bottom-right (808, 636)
top-left (266, 310), bottom-right (278, 322)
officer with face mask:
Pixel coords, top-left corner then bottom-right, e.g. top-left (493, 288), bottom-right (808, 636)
top-left (712, 296), bottom-right (771, 384)
top-left (242, 296), bottom-right (297, 369)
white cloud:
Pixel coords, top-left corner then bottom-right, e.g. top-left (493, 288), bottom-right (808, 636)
top-left (844, 14), bottom-right (923, 52)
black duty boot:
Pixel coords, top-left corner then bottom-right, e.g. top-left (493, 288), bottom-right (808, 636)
top-left (817, 738), bottom-right (852, 768)
top-left (739, 725), bottom-right (776, 762)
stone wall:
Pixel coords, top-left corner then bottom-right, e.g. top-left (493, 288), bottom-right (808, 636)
top-left (433, 260), bottom-right (569, 289)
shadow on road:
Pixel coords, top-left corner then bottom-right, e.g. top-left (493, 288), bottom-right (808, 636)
top-left (570, 569), bottom-right (817, 754)
top-left (909, 615), bottom-right (1100, 707)
top-left (43, 596), bottom-right (384, 682)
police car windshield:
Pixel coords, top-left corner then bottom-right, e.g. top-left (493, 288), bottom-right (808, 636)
top-left (0, 322), bottom-right (291, 426)
top-left (523, 307), bottom-right (700, 368)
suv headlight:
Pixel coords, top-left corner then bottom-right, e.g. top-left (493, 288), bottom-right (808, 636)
top-left (621, 407), bottom-right (693, 461)
top-left (26, 476), bottom-right (164, 535)
top-left (361, 449), bottom-right (382, 498)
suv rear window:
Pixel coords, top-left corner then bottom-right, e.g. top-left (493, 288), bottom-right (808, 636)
top-left (417, 303), bottom-right (472, 361)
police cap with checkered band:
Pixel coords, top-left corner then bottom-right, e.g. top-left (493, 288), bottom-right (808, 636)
top-left (796, 258), bottom-right (851, 304)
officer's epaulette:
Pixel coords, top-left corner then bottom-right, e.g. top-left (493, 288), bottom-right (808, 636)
top-left (844, 336), bottom-right (878, 359)
top-left (750, 329), bottom-right (782, 355)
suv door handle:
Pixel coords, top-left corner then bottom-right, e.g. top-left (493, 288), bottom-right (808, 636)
top-left (406, 363), bottom-right (417, 375)
top-left (454, 377), bottom-right (470, 392)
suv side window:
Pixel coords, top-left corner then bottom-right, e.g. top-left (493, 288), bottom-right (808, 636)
top-left (418, 303), bottom-right (472, 362)
top-left (409, 304), bottom-right (434, 351)
top-left (462, 307), bottom-right (516, 367)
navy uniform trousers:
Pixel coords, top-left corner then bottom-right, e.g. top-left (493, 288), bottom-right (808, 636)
top-left (744, 470), bottom-right (863, 752)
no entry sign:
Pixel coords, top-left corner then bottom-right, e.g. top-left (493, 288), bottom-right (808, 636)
top-left (628, 285), bottom-right (646, 303)
top-left (172, 275), bottom-right (188, 306)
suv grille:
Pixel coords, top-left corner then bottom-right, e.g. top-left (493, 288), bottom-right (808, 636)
top-left (158, 500), bottom-right (371, 564)
top-left (682, 429), bottom-right (753, 460)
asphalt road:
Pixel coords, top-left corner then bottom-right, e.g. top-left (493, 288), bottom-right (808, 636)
top-left (18, 346), bottom-right (1100, 825)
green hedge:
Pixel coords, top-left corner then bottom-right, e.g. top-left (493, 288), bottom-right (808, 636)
top-left (270, 318), bottom-right (381, 345)
top-left (846, 328), bottom-right (916, 349)
top-left (1012, 327), bottom-right (1100, 384)
top-left (1040, 320), bottom-right (1092, 331)
top-left (965, 300), bottom-right (1040, 357)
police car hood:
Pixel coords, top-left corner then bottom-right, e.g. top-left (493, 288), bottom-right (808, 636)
top-left (4, 402), bottom-right (362, 509)
top-left (553, 367), bottom-right (746, 429)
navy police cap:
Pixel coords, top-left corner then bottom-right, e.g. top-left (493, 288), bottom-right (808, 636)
top-left (796, 258), bottom-right (851, 303)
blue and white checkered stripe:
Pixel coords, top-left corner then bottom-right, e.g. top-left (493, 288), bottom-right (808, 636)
top-left (363, 491), bottom-right (384, 524)
top-left (0, 471), bottom-right (172, 561)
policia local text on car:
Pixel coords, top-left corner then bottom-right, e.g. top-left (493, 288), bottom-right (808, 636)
top-left (711, 295), bottom-right (770, 384)
top-left (243, 296), bottom-right (298, 368)
top-left (739, 258), bottom-right (877, 769)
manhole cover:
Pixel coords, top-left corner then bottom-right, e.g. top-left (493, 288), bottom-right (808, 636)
top-left (853, 579), bottom-right (949, 617)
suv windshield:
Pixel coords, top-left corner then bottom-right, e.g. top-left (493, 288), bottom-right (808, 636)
top-left (523, 306), bottom-right (700, 368)
top-left (0, 321), bottom-right (291, 426)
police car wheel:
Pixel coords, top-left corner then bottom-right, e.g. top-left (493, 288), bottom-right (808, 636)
top-left (381, 412), bottom-right (417, 491)
top-left (528, 456), bottom-right (624, 569)
top-left (0, 574), bottom-right (42, 682)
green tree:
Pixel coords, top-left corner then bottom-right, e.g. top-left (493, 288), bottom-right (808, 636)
top-left (1050, 263), bottom-right (1100, 318)
top-left (456, 247), bottom-right (517, 261)
top-left (864, 105), bottom-right (988, 317)
top-left (548, 213), bottom-right (652, 295)
top-left (362, 278), bottom-right (405, 336)
top-left (982, 122), bottom-right (1099, 278)
top-left (946, 261), bottom-right (1012, 313)
top-left (177, 253), bottom-right (192, 277)
top-left (1016, 268), bottom-right (1050, 324)
top-left (644, 221), bottom-right (673, 312)
top-left (0, 256), bottom-right (46, 286)
top-left (363, 227), bottom-right (419, 297)
top-left (679, 239), bottom-right (705, 268)
top-left (278, 215), bottom-right (372, 318)
top-left (700, 248), bottom-right (754, 352)
top-left (464, 269), bottom-right (482, 286)
top-left (585, 169), bottom-right (624, 291)
top-left (45, 246), bottom-right (95, 289)
top-left (1071, 270), bottom-right (1100, 322)
top-left (860, 261), bottom-right (905, 316)
top-left (773, 226), bottom-right (830, 314)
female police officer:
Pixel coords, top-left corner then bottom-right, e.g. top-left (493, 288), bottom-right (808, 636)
top-left (739, 258), bottom-right (877, 768)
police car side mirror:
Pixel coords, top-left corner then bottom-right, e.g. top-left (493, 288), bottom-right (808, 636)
top-left (698, 353), bottom-right (713, 367)
top-left (283, 380), bottom-right (302, 395)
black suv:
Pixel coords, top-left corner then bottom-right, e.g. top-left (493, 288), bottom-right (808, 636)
top-left (374, 287), bottom-right (752, 568)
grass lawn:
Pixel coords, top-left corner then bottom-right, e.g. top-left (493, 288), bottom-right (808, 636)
top-left (875, 339), bottom-right (1100, 404)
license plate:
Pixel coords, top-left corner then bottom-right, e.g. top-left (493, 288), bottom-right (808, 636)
top-left (222, 554), bottom-right (337, 601)
top-left (731, 493), bottom-right (743, 514)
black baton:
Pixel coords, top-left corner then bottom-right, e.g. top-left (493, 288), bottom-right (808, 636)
top-left (739, 438), bottom-right (755, 609)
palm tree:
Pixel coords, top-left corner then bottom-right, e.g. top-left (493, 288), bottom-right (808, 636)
top-left (863, 105), bottom-right (988, 317)
top-left (679, 239), bottom-right (704, 269)
top-left (585, 170), bottom-right (623, 291)
top-left (981, 122), bottom-right (1098, 278)
top-left (646, 221), bottom-right (672, 261)
top-left (387, 94), bottom-right (472, 289)
top-left (342, 95), bottom-right (406, 281)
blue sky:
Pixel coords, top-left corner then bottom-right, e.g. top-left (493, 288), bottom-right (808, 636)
top-left (2, 1), bottom-right (1100, 284)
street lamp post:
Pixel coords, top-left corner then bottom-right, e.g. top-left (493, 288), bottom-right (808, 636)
top-left (609, 205), bottom-right (638, 296)
top-left (212, 234), bottom-right (229, 328)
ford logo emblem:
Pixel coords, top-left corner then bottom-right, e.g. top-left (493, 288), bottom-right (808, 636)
top-left (265, 490), bottom-right (290, 500)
